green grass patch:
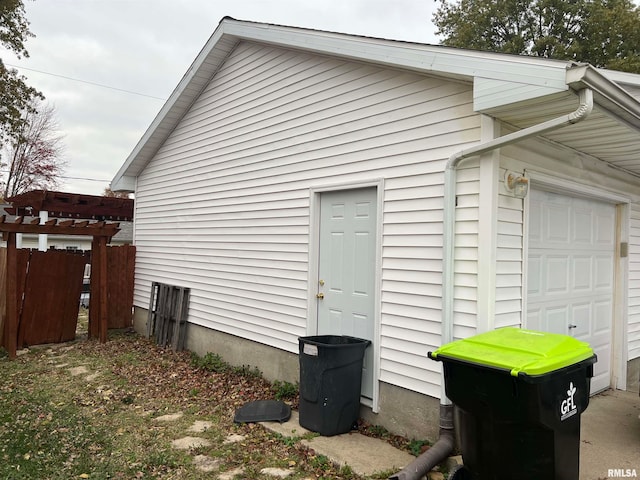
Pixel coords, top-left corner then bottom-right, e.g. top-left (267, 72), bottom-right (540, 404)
top-left (271, 380), bottom-right (298, 401)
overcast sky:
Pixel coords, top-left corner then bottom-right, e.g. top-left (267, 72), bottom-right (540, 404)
top-left (0, 0), bottom-right (440, 196)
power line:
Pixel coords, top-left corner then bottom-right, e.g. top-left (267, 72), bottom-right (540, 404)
top-left (61, 175), bottom-right (111, 183)
top-left (0, 169), bottom-right (111, 183)
top-left (6, 63), bottom-right (167, 101)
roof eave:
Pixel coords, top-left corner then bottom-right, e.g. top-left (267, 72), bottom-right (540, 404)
top-left (566, 64), bottom-right (640, 131)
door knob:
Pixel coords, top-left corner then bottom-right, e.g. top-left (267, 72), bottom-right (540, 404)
top-left (568, 324), bottom-right (577, 329)
top-left (316, 292), bottom-right (324, 299)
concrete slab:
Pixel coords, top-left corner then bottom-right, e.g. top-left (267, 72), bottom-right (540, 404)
top-left (261, 411), bottom-right (414, 477)
top-left (580, 389), bottom-right (640, 480)
top-left (154, 412), bottom-right (184, 422)
top-left (171, 436), bottom-right (211, 450)
top-left (301, 433), bottom-right (415, 476)
top-left (260, 411), bottom-right (311, 438)
top-left (193, 454), bottom-right (219, 472)
top-left (223, 434), bottom-right (246, 444)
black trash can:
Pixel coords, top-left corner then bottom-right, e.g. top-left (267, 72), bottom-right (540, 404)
top-left (298, 335), bottom-right (370, 436)
top-left (428, 327), bottom-right (597, 480)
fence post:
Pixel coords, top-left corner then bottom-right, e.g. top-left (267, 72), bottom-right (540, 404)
top-left (98, 236), bottom-right (108, 343)
top-left (6, 233), bottom-right (17, 359)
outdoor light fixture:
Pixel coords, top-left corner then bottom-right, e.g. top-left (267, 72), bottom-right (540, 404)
top-left (505, 171), bottom-right (529, 199)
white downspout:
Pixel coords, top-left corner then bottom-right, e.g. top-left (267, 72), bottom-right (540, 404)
top-left (440, 88), bottom-right (593, 405)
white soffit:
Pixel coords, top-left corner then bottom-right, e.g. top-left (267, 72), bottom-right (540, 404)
top-left (489, 89), bottom-right (640, 175)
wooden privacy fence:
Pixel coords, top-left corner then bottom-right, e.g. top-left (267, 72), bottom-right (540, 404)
top-left (5, 249), bottom-right (88, 347)
top-left (0, 245), bottom-right (136, 354)
top-left (0, 217), bottom-right (134, 358)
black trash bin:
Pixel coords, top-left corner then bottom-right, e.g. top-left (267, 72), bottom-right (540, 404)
top-left (298, 335), bottom-right (370, 436)
top-left (428, 327), bottom-right (597, 480)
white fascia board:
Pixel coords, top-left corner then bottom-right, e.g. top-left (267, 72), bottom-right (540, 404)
top-left (597, 68), bottom-right (640, 88)
top-left (223, 20), bottom-right (570, 89)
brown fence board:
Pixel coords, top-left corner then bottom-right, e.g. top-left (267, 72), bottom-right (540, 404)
top-left (89, 245), bottom-right (136, 331)
top-left (108, 245), bottom-right (136, 329)
top-left (15, 249), bottom-right (31, 348)
top-left (0, 248), bottom-right (6, 346)
top-left (18, 250), bottom-right (87, 346)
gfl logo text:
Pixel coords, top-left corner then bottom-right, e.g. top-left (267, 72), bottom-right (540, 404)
top-left (560, 382), bottom-right (577, 420)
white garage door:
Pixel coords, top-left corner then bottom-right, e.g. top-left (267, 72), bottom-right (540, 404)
top-left (527, 188), bottom-right (615, 394)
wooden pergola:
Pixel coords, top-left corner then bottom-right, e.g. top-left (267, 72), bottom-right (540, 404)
top-left (5, 189), bottom-right (133, 221)
top-left (0, 216), bottom-right (120, 358)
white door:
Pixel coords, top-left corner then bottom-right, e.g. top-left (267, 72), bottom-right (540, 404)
top-left (527, 188), bottom-right (615, 394)
top-left (317, 188), bottom-right (376, 399)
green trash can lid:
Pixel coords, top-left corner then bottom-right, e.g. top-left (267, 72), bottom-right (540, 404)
top-left (430, 327), bottom-right (594, 377)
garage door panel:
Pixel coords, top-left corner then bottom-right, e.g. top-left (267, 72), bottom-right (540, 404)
top-left (527, 188), bottom-right (615, 395)
top-left (546, 256), bottom-right (570, 294)
top-left (573, 209), bottom-right (592, 244)
top-left (572, 256), bottom-right (592, 291)
top-left (592, 347), bottom-right (608, 375)
top-left (596, 213), bottom-right (615, 246)
top-left (547, 204), bottom-right (571, 243)
top-left (527, 307), bottom-right (542, 331)
top-left (527, 255), bottom-right (541, 295)
top-left (547, 306), bottom-right (570, 334)
top-left (594, 300), bottom-right (612, 333)
top-left (595, 256), bottom-right (614, 289)
top-left (571, 302), bottom-right (591, 339)
top-left (529, 202), bottom-right (543, 242)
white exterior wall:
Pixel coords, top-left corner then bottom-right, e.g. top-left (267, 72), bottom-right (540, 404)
top-left (133, 41), bottom-right (480, 398)
top-left (629, 205), bottom-right (640, 360)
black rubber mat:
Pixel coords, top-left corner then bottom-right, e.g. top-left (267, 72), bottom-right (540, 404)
top-left (233, 400), bottom-right (292, 424)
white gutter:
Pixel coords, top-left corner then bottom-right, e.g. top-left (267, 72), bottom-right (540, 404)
top-left (439, 88), bottom-right (594, 405)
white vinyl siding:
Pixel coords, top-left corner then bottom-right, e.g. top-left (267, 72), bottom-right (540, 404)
top-left (133, 41), bottom-right (480, 398)
top-left (629, 204), bottom-right (640, 360)
top-left (495, 168), bottom-right (524, 328)
top-left (452, 162), bottom-right (480, 339)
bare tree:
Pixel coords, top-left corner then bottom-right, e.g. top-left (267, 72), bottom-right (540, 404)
top-left (1, 99), bottom-right (65, 199)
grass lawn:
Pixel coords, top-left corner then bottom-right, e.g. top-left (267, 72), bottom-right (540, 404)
top-left (0, 314), bottom-right (418, 480)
